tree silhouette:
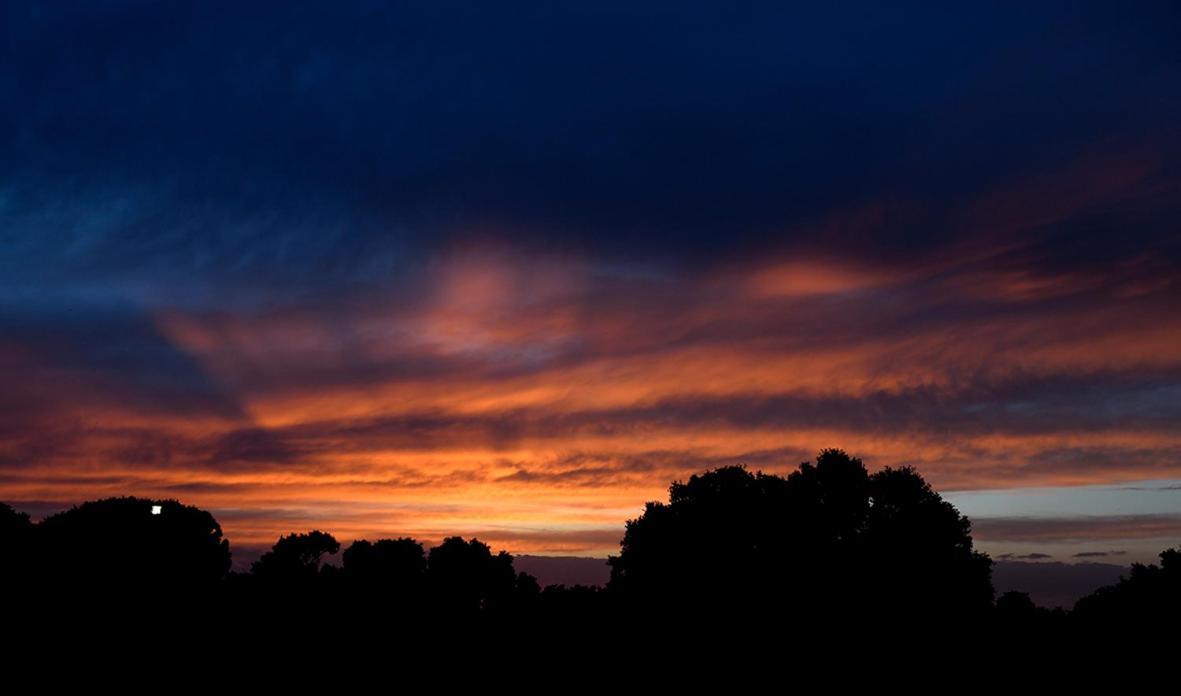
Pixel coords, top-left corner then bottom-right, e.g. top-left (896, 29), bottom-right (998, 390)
top-left (0, 501), bottom-right (31, 538)
top-left (426, 536), bottom-right (519, 614)
top-left (608, 449), bottom-right (993, 621)
top-left (16, 456), bottom-right (1181, 642)
top-left (0, 502), bottom-right (33, 590)
top-left (251, 530), bottom-right (340, 584)
top-left (342, 537), bottom-right (426, 589)
top-left (339, 537), bottom-right (427, 617)
top-left (996, 590), bottom-right (1039, 617)
top-left (859, 465), bottom-right (995, 616)
top-left (33, 497), bottom-right (230, 596)
top-left (1073, 546), bottom-right (1181, 624)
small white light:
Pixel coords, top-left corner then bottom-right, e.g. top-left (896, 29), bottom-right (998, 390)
top-left (151, 505), bottom-right (162, 515)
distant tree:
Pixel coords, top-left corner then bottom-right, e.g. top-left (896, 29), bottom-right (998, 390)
top-left (426, 536), bottom-right (518, 613)
top-left (995, 590), bottom-right (1039, 622)
top-left (33, 497), bottom-right (230, 596)
top-left (508, 571), bottom-right (543, 615)
top-left (608, 449), bottom-right (993, 621)
top-left (991, 590), bottom-right (1069, 637)
top-left (0, 502), bottom-right (31, 537)
top-left (251, 530), bottom-right (340, 584)
top-left (341, 537), bottom-right (426, 597)
top-left (1073, 546), bottom-right (1181, 624)
top-left (0, 502), bottom-right (33, 588)
top-left (514, 571), bottom-right (541, 597)
top-left (538, 583), bottom-right (610, 620)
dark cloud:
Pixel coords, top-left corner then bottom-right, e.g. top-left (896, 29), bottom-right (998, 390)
top-left (5, 377), bottom-right (1181, 482)
top-left (459, 528), bottom-right (623, 550)
top-left (0, 298), bottom-right (245, 420)
top-left (972, 515), bottom-right (1181, 543)
top-left (513, 555), bottom-right (611, 588)
top-left (208, 428), bottom-right (309, 468)
top-left (1072, 551), bottom-right (1127, 558)
top-left (3, 1), bottom-right (1179, 291)
top-left (202, 381), bottom-right (1181, 457)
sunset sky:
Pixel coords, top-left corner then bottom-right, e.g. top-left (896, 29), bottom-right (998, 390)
top-left (2, 2), bottom-right (1179, 566)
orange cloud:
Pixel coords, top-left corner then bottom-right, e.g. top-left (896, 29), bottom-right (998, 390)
top-left (5, 218), bottom-right (1181, 558)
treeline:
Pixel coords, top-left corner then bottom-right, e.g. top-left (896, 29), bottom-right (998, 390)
top-left (1, 450), bottom-right (1178, 641)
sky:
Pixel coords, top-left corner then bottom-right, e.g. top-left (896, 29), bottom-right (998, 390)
top-left (2, 1), bottom-right (1180, 565)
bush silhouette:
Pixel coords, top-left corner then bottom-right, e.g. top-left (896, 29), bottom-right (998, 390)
top-left (608, 449), bottom-right (993, 620)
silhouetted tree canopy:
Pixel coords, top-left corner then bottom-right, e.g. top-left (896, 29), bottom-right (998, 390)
top-left (426, 536), bottom-right (519, 613)
top-left (0, 502), bottom-right (33, 587)
top-left (607, 449), bottom-right (993, 620)
top-left (0, 501), bottom-right (31, 548)
top-left (339, 537), bottom-right (427, 611)
top-left (996, 590), bottom-right (1038, 616)
top-left (251, 530), bottom-right (340, 583)
top-left (860, 464), bottom-right (995, 613)
top-left (33, 497), bottom-right (230, 596)
top-left (342, 538), bottom-right (426, 585)
top-left (0, 501), bottom-right (31, 537)
top-left (1074, 547), bottom-right (1181, 623)
top-left (4, 452), bottom-right (1174, 645)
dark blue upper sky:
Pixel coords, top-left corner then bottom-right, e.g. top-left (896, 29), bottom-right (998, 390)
top-left (4, 1), bottom-right (1179, 300)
